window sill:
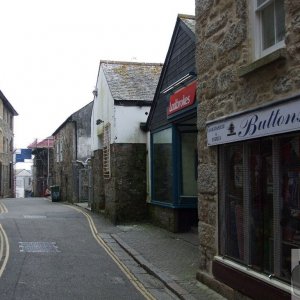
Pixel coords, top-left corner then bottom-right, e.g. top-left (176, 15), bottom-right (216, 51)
top-left (213, 256), bottom-right (291, 296)
top-left (238, 48), bottom-right (287, 77)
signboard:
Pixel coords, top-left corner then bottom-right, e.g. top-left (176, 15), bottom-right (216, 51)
top-left (207, 97), bottom-right (300, 146)
top-left (167, 81), bottom-right (196, 116)
top-left (15, 149), bottom-right (32, 162)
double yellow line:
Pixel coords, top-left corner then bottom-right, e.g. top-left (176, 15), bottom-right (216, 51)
top-left (67, 205), bottom-right (156, 300)
top-left (0, 201), bottom-right (9, 278)
top-left (0, 226), bottom-right (9, 278)
top-left (0, 202), bottom-right (8, 214)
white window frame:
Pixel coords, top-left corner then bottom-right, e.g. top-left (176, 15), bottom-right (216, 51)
top-left (59, 138), bottom-right (63, 162)
top-left (253, 0), bottom-right (285, 59)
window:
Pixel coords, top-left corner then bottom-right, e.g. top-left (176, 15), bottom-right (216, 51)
top-left (56, 139), bottom-right (60, 162)
top-left (152, 128), bottom-right (173, 203)
top-left (280, 135), bottom-right (300, 281)
top-left (181, 132), bottom-right (197, 197)
top-left (255, 0), bottom-right (285, 57)
top-left (220, 133), bottom-right (300, 283)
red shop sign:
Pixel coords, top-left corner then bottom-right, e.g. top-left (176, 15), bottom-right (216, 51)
top-left (167, 81), bottom-right (196, 116)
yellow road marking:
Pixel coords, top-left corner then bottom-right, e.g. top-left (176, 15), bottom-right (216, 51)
top-left (0, 202), bottom-right (8, 213)
top-left (0, 224), bottom-right (9, 278)
top-left (66, 205), bottom-right (156, 300)
top-left (0, 227), bottom-right (3, 262)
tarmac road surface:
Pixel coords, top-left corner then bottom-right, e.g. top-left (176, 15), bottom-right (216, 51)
top-left (0, 197), bottom-right (159, 300)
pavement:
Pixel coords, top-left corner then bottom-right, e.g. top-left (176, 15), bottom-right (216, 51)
top-left (75, 202), bottom-right (225, 300)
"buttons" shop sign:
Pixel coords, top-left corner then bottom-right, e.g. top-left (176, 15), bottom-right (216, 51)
top-left (207, 97), bottom-right (300, 146)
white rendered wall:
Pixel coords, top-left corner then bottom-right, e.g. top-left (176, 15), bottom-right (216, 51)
top-left (114, 105), bottom-right (150, 144)
top-left (91, 67), bottom-right (115, 151)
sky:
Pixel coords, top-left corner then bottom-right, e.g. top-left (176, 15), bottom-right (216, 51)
top-left (0, 0), bottom-right (195, 151)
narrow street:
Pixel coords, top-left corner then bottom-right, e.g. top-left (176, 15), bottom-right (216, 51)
top-left (0, 198), bottom-right (176, 300)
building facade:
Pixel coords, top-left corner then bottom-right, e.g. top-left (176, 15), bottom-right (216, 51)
top-left (91, 61), bottom-right (162, 223)
top-left (196, 0), bottom-right (300, 299)
top-left (145, 15), bottom-right (198, 232)
top-left (0, 91), bottom-right (18, 198)
top-left (15, 169), bottom-right (32, 198)
top-left (28, 137), bottom-right (54, 197)
top-left (52, 102), bottom-right (93, 203)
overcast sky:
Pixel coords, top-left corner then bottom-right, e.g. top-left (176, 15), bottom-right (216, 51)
top-left (0, 0), bottom-right (194, 150)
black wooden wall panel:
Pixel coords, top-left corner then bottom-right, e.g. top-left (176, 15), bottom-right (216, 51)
top-left (150, 25), bottom-right (195, 132)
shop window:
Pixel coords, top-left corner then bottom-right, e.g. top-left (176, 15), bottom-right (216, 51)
top-left (255, 0), bottom-right (285, 58)
top-left (181, 132), bottom-right (197, 197)
top-left (220, 133), bottom-right (300, 283)
top-left (152, 128), bottom-right (173, 203)
top-left (222, 144), bottom-right (245, 262)
top-left (280, 135), bottom-right (300, 281)
top-left (249, 140), bottom-right (273, 274)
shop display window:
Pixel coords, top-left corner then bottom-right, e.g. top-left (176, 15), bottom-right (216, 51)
top-left (280, 135), bottom-right (300, 280)
top-left (181, 132), bottom-right (197, 197)
top-left (223, 144), bottom-right (244, 262)
top-left (152, 128), bottom-right (173, 203)
top-left (249, 140), bottom-right (273, 274)
top-left (220, 133), bottom-right (300, 283)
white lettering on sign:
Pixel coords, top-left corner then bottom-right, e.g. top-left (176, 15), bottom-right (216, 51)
top-left (167, 81), bottom-right (196, 116)
top-left (168, 95), bottom-right (191, 113)
top-left (206, 97), bottom-right (300, 146)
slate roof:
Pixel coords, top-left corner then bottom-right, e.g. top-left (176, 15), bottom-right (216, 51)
top-left (0, 90), bottom-right (18, 116)
top-left (27, 137), bottom-right (54, 149)
top-left (52, 101), bottom-right (93, 136)
top-left (100, 61), bottom-right (163, 102)
top-left (179, 14), bottom-right (195, 33)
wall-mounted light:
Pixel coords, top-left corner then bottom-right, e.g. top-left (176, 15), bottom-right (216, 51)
top-left (96, 119), bottom-right (104, 125)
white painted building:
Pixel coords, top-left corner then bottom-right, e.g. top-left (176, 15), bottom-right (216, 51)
top-left (90, 60), bottom-right (162, 222)
top-left (15, 169), bottom-right (32, 198)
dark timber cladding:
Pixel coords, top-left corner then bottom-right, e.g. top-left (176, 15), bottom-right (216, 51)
top-left (148, 15), bottom-right (195, 131)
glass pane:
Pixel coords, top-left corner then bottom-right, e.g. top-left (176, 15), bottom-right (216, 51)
top-left (249, 140), bottom-right (273, 273)
top-left (224, 144), bottom-right (244, 261)
top-left (280, 134), bottom-right (300, 281)
top-left (181, 132), bottom-right (197, 196)
top-left (275, 0), bottom-right (285, 42)
top-left (261, 2), bottom-right (275, 50)
top-left (152, 128), bottom-right (173, 203)
top-left (257, 0), bottom-right (268, 7)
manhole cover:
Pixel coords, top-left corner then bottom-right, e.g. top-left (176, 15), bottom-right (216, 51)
top-left (19, 242), bottom-right (59, 253)
top-left (24, 215), bottom-right (47, 219)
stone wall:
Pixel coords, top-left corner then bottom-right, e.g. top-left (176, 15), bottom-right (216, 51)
top-left (91, 149), bottom-right (105, 212)
top-left (195, 0), bottom-right (300, 289)
top-left (148, 205), bottom-right (179, 232)
top-left (0, 108), bottom-right (15, 198)
top-left (53, 122), bottom-right (77, 203)
top-left (105, 143), bottom-right (148, 223)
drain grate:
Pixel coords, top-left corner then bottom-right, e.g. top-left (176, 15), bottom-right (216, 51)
top-left (24, 215), bottom-right (47, 219)
top-left (19, 242), bottom-right (60, 253)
